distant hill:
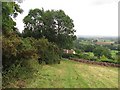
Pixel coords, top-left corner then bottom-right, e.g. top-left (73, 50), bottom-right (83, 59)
top-left (77, 35), bottom-right (118, 39)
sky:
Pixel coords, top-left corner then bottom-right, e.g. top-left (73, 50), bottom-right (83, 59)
top-left (15, 0), bottom-right (119, 36)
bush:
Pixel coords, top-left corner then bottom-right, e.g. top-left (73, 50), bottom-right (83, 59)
top-left (76, 52), bottom-right (98, 61)
top-left (101, 59), bottom-right (117, 64)
top-left (89, 56), bottom-right (98, 61)
top-left (116, 51), bottom-right (120, 55)
top-left (2, 33), bottom-right (22, 69)
top-left (82, 54), bottom-right (91, 60)
top-left (18, 37), bottom-right (38, 60)
top-left (35, 38), bottom-right (61, 64)
top-left (62, 53), bottom-right (82, 59)
top-left (99, 55), bottom-right (118, 64)
top-left (2, 34), bottom-right (38, 70)
top-left (3, 32), bottom-right (61, 71)
top-left (62, 53), bottom-right (74, 59)
top-left (75, 49), bottom-right (82, 54)
top-left (100, 55), bottom-right (108, 61)
top-left (73, 54), bottom-right (82, 58)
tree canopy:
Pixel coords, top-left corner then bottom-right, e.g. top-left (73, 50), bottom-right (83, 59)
top-left (93, 46), bottom-right (111, 59)
top-left (22, 9), bottom-right (76, 49)
top-left (2, 2), bottom-right (23, 35)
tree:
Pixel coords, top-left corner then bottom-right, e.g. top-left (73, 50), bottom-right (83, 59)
top-left (2, 2), bottom-right (24, 69)
top-left (118, 45), bottom-right (120, 51)
top-left (118, 37), bottom-right (120, 44)
top-left (84, 45), bottom-right (95, 52)
top-left (93, 39), bottom-right (98, 43)
top-left (22, 9), bottom-right (76, 49)
top-left (93, 46), bottom-right (111, 59)
top-left (2, 2), bottom-right (23, 35)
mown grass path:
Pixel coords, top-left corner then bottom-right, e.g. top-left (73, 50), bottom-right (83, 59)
top-left (24, 60), bottom-right (118, 88)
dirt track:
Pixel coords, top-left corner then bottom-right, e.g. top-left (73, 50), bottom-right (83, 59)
top-left (70, 58), bottom-right (120, 67)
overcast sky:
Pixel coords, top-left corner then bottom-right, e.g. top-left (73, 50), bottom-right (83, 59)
top-left (15, 0), bottom-right (119, 36)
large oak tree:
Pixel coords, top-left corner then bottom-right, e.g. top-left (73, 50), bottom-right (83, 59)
top-left (22, 9), bottom-right (76, 48)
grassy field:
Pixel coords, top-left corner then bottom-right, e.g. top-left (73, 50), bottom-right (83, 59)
top-left (4, 60), bottom-right (118, 88)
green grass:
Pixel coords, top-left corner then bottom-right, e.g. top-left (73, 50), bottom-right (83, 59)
top-left (111, 50), bottom-right (118, 56)
top-left (3, 60), bottom-right (118, 88)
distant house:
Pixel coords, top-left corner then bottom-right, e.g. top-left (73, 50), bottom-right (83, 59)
top-left (63, 49), bottom-right (76, 54)
top-left (95, 42), bottom-right (114, 45)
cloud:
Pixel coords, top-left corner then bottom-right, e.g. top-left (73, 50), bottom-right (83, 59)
top-left (16, 0), bottom-right (118, 36)
top-left (92, 0), bottom-right (119, 5)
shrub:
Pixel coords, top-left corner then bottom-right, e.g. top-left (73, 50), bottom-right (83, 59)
top-left (62, 53), bottom-right (74, 59)
top-left (78, 53), bottom-right (84, 58)
top-left (82, 54), bottom-right (91, 60)
top-left (18, 37), bottom-right (38, 60)
top-left (2, 34), bottom-right (38, 70)
top-left (116, 51), bottom-right (120, 55)
top-left (101, 59), bottom-right (116, 64)
top-left (73, 54), bottom-right (81, 58)
top-left (35, 38), bottom-right (60, 64)
top-left (100, 55), bottom-right (108, 61)
top-left (78, 53), bottom-right (91, 60)
top-left (2, 33), bottom-right (22, 69)
top-left (89, 56), bottom-right (98, 61)
top-left (75, 49), bottom-right (82, 54)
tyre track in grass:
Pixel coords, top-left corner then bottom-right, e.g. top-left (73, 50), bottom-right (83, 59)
top-left (63, 60), bottom-right (89, 88)
top-left (73, 66), bottom-right (90, 88)
top-left (23, 60), bottom-right (118, 88)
